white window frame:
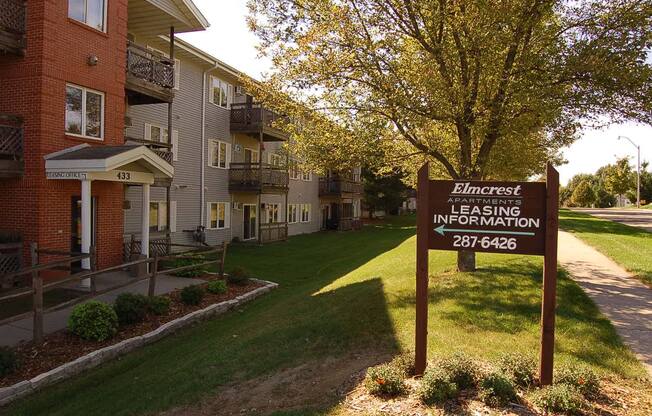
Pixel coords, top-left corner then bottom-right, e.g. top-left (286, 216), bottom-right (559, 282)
top-left (68, 0), bottom-right (108, 32)
top-left (144, 123), bottom-right (178, 161)
top-left (149, 201), bottom-right (168, 232)
top-left (266, 203), bottom-right (280, 224)
top-left (207, 202), bottom-right (230, 230)
top-left (289, 160), bottom-right (300, 180)
top-left (65, 83), bottom-right (105, 140)
top-left (287, 204), bottom-right (299, 224)
top-left (301, 171), bottom-right (312, 181)
top-left (208, 75), bottom-right (233, 109)
top-left (244, 147), bottom-right (259, 164)
top-left (300, 204), bottom-right (311, 223)
top-left (208, 139), bottom-right (231, 169)
top-left (269, 153), bottom-right (283, 167)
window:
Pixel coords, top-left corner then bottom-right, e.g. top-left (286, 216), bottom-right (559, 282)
top-left (269, 153), bottom-right (284, 167)
top-left (145, 123), bottom-right (178, 161)
top-left (209, 76), bottom-right (233, 108)
top-left (69, 0), bottom-right (106, 31)
top-left (147, 46), bottom-right (181, 90)
top-left (301, 171), bottom-right (312, 181)
top-left (208, 202), bottom-right (229, 229)
top-left (266, 203), bottom-right (280, 223)
top-left (287, 204), bottom-right (298, 224)
top-left (300, 204), bottom-right (311, 223)
top-left (244, 148), bottom-right (259, 164)
top-left (65, 84), bottom-right (104, 140)
top-left (149, 202), bottom-right (168, 231)
top-left (209, 140), bottom-right (231, 169)
top-left (289, 160), bottom-right (300, 180)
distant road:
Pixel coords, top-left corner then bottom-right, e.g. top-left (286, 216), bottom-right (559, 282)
top-left (572, 208), bottom-right (652, 232)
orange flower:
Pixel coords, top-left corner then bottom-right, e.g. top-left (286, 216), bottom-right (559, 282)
top-left (578, 377), bottom-right (585, 385)
top-left (376, 378), bottom-right (386, 385)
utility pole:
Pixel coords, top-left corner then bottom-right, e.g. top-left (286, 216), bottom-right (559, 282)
top-left (617, 136), bottom-right (641, 208)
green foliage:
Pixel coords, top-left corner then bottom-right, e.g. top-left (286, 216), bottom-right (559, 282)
top-left (478, 372), bottom-right (517, 407)
top-left (437, 352), bottom-right (479, 389)
top-left (604, 157), bottom-right (634, 197)
top-left (207, 279), bottom-right (228, 295)
top-left (167, 257), bottom-right (206, 278)
top-left (147, 296), bottom-right (171, 316)
top-left (530, 384), bottom-right (585, 415)
top-left (570, 180), bottom-right (596, 207)
top-left (497, 353), bottom-right (537, 388)
top-left (362, 168), bottom-right (410, 216)
top-left (418, 367), bottom-right (458, 405)
top-left (0, 346), bottom-right (18, 377)
top-left (180, 285), bottom-right (204, 306)
top-left (364, 363), bottom-right (406, 397)
top-left (555, 364), bottom-right (600, 398)
top-left (227, 267), bottom-right (250, 286)
top-left (113, 293), bottom-right (149, 325)
top-left (68, 301), bottom-right (118, 341)
top-left (389, 351), bottom-right (415, 377)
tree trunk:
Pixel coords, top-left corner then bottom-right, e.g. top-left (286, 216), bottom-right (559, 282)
top-left (457, 250), bottom-right (476, 272)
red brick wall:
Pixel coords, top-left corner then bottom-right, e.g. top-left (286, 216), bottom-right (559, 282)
top-left (0, 0), bottom-right (130, 269)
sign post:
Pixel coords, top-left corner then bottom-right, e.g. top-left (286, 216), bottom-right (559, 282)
top-left (415, 162), bottom-right (559, 385)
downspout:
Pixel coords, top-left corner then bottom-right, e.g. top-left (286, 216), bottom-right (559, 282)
top-left (200, 63), bottom-right (219, 227)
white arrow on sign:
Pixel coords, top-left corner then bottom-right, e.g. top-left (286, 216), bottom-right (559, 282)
top-left (434, 224), bottom-right (535, 237)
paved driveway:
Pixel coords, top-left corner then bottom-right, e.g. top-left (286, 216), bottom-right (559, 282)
top-left (573, 208), bottom-right (652, 232)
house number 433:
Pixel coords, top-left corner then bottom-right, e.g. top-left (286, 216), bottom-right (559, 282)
top-left (116, 172), bottom-right (131, 181)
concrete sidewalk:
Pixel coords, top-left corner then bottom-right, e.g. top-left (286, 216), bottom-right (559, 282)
top-left (0, 272), bottom-right (206, 347)
top-left (558, 231), bottom-right (652, 377)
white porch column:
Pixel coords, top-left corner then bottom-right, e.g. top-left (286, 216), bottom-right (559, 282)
top-left (141, 183), bottom-right (150, 257)
top-left (81, 179), bottom-right (92, 288)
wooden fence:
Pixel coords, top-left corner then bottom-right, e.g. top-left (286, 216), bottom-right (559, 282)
top-left (0, 242), bottom-right (227, 344)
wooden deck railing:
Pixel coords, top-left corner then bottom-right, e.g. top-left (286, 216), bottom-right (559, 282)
top-left (260, 222), bottom-right (288, 243)
top-left (229, 162), bottom-right (289, 192)
top-left (0, 114), bottom-right (23, 160)
top-left (230, 103), bottom-right (287, 136)
top-left (0, 0), bottom-right (26, 55)
top-left (124, 137), bottom-right (173, 164)
top-left (337, 218), bottom-right (363, 231)
top-left (126, 41), bottom-right (175, 90)
top-left (0, 242), bottom-right (227, 344)
top-left (319, 178), bottom-right (364, 196)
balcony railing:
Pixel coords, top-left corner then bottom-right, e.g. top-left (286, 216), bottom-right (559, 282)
top-left (0, 114), bottom-right (23, 178)
top-left (229, 162), bottom-right (289, 193)
top-left (260, 222), bottom-right (288, 243)
top-left (230, 103), bottom-right (288, 141)
top-left (125, 137), bottom-right (173, 165)
top-left (125, 41), bottom-right (174, 104)
top-left (336, 218), bottom-right (363, 231)
top-left (0, 0), bottom-right (26, 56)
top-left (319, 178), bottom-right (364, 196)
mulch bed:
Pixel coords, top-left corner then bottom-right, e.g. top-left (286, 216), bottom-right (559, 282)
top-left (0, 275), bottom-right (263, 388)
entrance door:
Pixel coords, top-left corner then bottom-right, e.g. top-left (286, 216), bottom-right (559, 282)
top-left (243, 204), bottom-right (257, 240)
top-left (71, 196), bottom-right (97, 271)
top-left (321, 204), bottom-right (330, 230)
top-left (244, 148), bottom-right (259, 164)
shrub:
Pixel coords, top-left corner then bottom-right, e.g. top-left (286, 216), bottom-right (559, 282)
top-left (389, 351), bottom-right (415, 377)
top-left (167, 257), bottom-right (206, 278)
top-left (478, 372), bottom-right (517, 407)
top-left (530, 384), bottom-right (584, 415)
top-left (68, 301), bottom-right (118, 341)
top-left (147, 295), bottom-right (171, 316)
top-left (437, 352), bottom-right (480, 389)
top-left (113, 293), bottom-right (148, 325)
top-left (555, 364), bottom-right (600, 398)
top-left (207, 279), bottom-right (228, 295)
top-left (364, 363), bottom-right (406, 397)
top-left (180, 285), bottom-right (204, 306)
top-left (498, 352), bottom-right (537, 387)
top-left (227, 266), bottom-right (250, 286)
top-left (418, 367), bottom-right (458, 405)
top-left (0, 346), bottom-right (18, 377)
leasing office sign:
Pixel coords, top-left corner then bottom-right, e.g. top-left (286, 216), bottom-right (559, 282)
top-left (428, 180), bottom-right (546, 255)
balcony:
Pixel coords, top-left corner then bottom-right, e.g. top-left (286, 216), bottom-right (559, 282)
top-left (0, 0), bottom-right (26, 56)
top-left (319, 178), bottom-right (364, 197)
top-left (0, 114), bottom-right (23, 178)
top-left (229, 163), bottom-right (289, 194)
top-left (125, 41), bottom-right (175, 105)
top-left (230, 103), bottom-right (289, 142)
top-left (124, 136), bottom-right (173, 186)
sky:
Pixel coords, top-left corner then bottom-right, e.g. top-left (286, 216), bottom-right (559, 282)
top-left (179, 0), bottom-right (651, 186)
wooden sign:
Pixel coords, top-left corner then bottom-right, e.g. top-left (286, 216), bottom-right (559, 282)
top-left (415, 163), bottom-right (559, 386)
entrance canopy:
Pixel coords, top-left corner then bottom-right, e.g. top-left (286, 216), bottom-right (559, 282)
top-left (44, 144), bottom-right (173, 184)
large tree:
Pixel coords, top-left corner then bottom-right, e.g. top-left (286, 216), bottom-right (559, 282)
top-left (247, 0), bottom-right (652, 270)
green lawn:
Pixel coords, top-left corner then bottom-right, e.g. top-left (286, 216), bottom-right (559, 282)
top-left (5, 216), bottom-right (645, 415)
top-left (560, 209), bottom-right (652, 286)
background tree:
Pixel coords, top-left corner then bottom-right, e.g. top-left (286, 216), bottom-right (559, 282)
top-left (604, 157), bottom-right (635, 198)
top-left (362, 169), bottom-right (410, 217)
top-left (571, 181), bottom-right (597, 207)
top-left (247, 0), bottom-right (652, 270)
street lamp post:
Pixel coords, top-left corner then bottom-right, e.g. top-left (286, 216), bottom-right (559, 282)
top-left (617, 135), bottom-right (641, 208)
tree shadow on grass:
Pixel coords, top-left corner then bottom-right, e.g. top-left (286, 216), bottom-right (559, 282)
top-left (560, 210), bottom-right (652, 238)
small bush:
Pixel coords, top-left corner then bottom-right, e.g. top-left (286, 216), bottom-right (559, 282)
top-left (479, 372), bottom-right (517, 407)
top-left (147, 296), bottom-right (171, 316)
top-left (418, 367), bottom-right (458, 405)
top-left (0, 346), bottom-right (18, 377)
top-left (530, 384), bottom-right (584, 415)
top-left (498, 352), bottom-right (537, 387)
top-left (167, 257), bottom-right (206, 278)
top-left (438, 352), bottom-right (480, 389)
top-left (227, 266), bottom-right (250, 286)
top-left (555, 364), bottom-right (600, 398)
top-left (180, 285), bottom-right (204, 306)
top-left (113, 293), bottom-right (148, 325)
top-left (68, 301), bottom-right (118, 341)
top-left (207, 279), bottom-right (228, 295)
top-left (389, 351), bottom-right (415, 377)
top-left (364, 363), bottom-right (406, 397)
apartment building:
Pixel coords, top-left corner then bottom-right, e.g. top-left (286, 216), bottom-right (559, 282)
top-left (0, 0), bottom-right (362, 283)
